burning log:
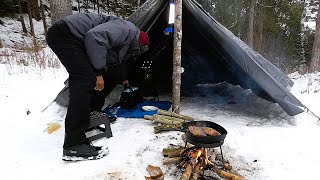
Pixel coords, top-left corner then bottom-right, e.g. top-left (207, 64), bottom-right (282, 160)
top-left (163, 157), bottom-right (183, 164)
top-left (157, 110), bottom-right (194, 121)
top-left (162, 146), bottom-right (244, 180)
top-left (180, 163), bottom-right (193, 180)
top-left (179, 159), bottom-right (189, 169)
top-left (191, 163), bottom-right (202, 180)
top-left (145, 165), bottom-right (164, 180)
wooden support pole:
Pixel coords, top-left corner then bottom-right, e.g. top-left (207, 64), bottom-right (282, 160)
top-left (172, 0), bottom-right (182, 113)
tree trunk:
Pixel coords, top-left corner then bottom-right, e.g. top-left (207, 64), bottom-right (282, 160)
top-left (30, 0), bottom-right (41, 20)
top-left (247, 0), bottom-right (255, 48)
top-left (255, 16), bottom-right (264, 53)
top-left (172, 0), bottom-right (182, 113)
top-left (49, 0), bottom-right (72, 24)
top-left (27, 0), bottom-right (36, 45)
top-left (78, 0), bottom-right (80, 13)
top-left (17, 0), bottom-right (28, 34)
top-left (311, 5), bottom-right (320, 72)
top-left (0, 38), bottom-right (3, 48)
top-left (97, 0), bottom-right (100, 14)
top-left (40, 0), bottom-right (48, 36)
top-left (107, 0), bottom-right (110, 14)
top-left (114, 0), bottom-right (119, 16)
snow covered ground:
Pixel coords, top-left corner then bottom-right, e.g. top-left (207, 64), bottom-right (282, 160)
top-left (1, 52), bottom-right (320, 180)
top-left (1, 8), bottom-right (320, 180)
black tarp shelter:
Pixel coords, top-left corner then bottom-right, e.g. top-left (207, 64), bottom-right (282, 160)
top-left (125, 0), bottom-right (305, 116)
top-left (55, 0), bottom-right (306, 116)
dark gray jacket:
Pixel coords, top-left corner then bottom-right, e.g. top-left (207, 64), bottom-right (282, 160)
top-left (63, 13), bottom-right (141, 71)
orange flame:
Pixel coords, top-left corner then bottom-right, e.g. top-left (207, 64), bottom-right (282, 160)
top-left (189, 148), bottom-right (214, 168)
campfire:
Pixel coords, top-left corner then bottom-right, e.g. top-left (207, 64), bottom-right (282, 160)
top-left (143, 110), bottom-right (245, 179)
top-left (162, 145), bottom-right (245, 180)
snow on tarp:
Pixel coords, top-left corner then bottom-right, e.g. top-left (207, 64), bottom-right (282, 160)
top-left (127, 0), bottom-right (305, 116)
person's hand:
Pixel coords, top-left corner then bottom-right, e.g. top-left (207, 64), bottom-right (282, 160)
top-left (122, 79), bottom-right (129, 87)
top-left (95, 75), bottom-right (104, 91)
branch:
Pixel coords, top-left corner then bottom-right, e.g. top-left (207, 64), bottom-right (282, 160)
top-left (256, 1), bottom-right (273, 8)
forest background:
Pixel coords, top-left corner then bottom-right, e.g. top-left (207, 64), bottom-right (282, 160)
top-left (1, 0), bottom-right (320, 73)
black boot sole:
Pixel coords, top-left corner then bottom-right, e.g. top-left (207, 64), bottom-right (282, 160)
top-left (62, 148), bottom-right (109, 161)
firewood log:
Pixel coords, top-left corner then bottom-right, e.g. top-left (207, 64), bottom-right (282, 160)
top-left (180, 163), bottom-right (193, 180)
top-left (163, 148), bottom-right (184, 157)
top-left (223, 162), bottom-right (233, 170)
top-left (154, 124), bottom-right (183, 133)
top-left (154, 114), bottom-right (185, 123)
top-left (145, 175), bottom-right (164, 180)
top-left (192, 163), bottom-right (201, 180)
top-left (153, 115), bottom-right (183, 125)
top-left (163, 157), bottom-right (183, 164)
top-left (146, 165), bottom-right (163, 179)
top-left (214, 169), bottom-right (246, 180)
top-left (144, 115), bottom-right (154, 121)
top-left (179, 158), bottom-right (187, 167)
top-left (154, 124), bottom-right (182, 130)
top-left (158, 110), bottom-right (194, 121)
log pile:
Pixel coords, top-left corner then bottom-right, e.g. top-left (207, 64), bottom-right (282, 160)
top-left (143, 110), bottom-right (194, 133)
top-left (162, 147), bottom-right (245, 180)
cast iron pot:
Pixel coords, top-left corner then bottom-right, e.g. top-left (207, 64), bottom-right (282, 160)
top-left (160, 121), bottom-right (227, 145)
top-left (182, 121), bottom-right (227, 144)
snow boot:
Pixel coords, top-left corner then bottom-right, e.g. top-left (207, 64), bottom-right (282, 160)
top-left (62, 143), bottom-right (108, 161)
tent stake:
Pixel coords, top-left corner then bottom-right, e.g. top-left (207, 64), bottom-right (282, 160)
top-left (172, 0), bottom-right (182, 113)
top-left (41, 100), bottom-right (54, 113)
top-left (304, 106), bottom-right (320, 122)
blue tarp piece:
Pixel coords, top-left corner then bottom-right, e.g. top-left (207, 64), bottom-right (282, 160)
top-left (103, 101), bottom-right (172, 118)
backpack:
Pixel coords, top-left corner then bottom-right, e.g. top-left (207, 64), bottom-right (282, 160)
top-left (120, 86), bottom-right (143, 109)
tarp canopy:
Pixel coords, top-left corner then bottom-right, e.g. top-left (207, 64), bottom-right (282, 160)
top-left (126, 0), bottom-right (305, 116)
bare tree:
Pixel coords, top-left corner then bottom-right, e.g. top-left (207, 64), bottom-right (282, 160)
top-left (27, 0), bottom-right (36, 45)
top-left (105, 0), bottom-right (110, 14)
top-left (17, 0), bottom-right (28, 34)
top-left (0, 38), bottom-right (3, 48)
top-left (311, 5), bottom-right (320, 72)
top-left (50, 0), bottom-right (72, 24)
top-left (114, 0), bottom-right (119, 16)
top-left (40, 0), bottom-right (48, 36)
top-left (77, 0), bottom-right (81, 13)
top-left (97, 0), bottom-right (100, 14)
top-left (30, 0), bottom-right (41, 20)
top-left (247, 0), bottom-right (255, 48)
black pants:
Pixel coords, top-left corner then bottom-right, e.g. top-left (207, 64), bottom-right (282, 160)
top-left (90, 71), bottom-right (120, 112)
top-left (47, 21), bottom-right (97, 148)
